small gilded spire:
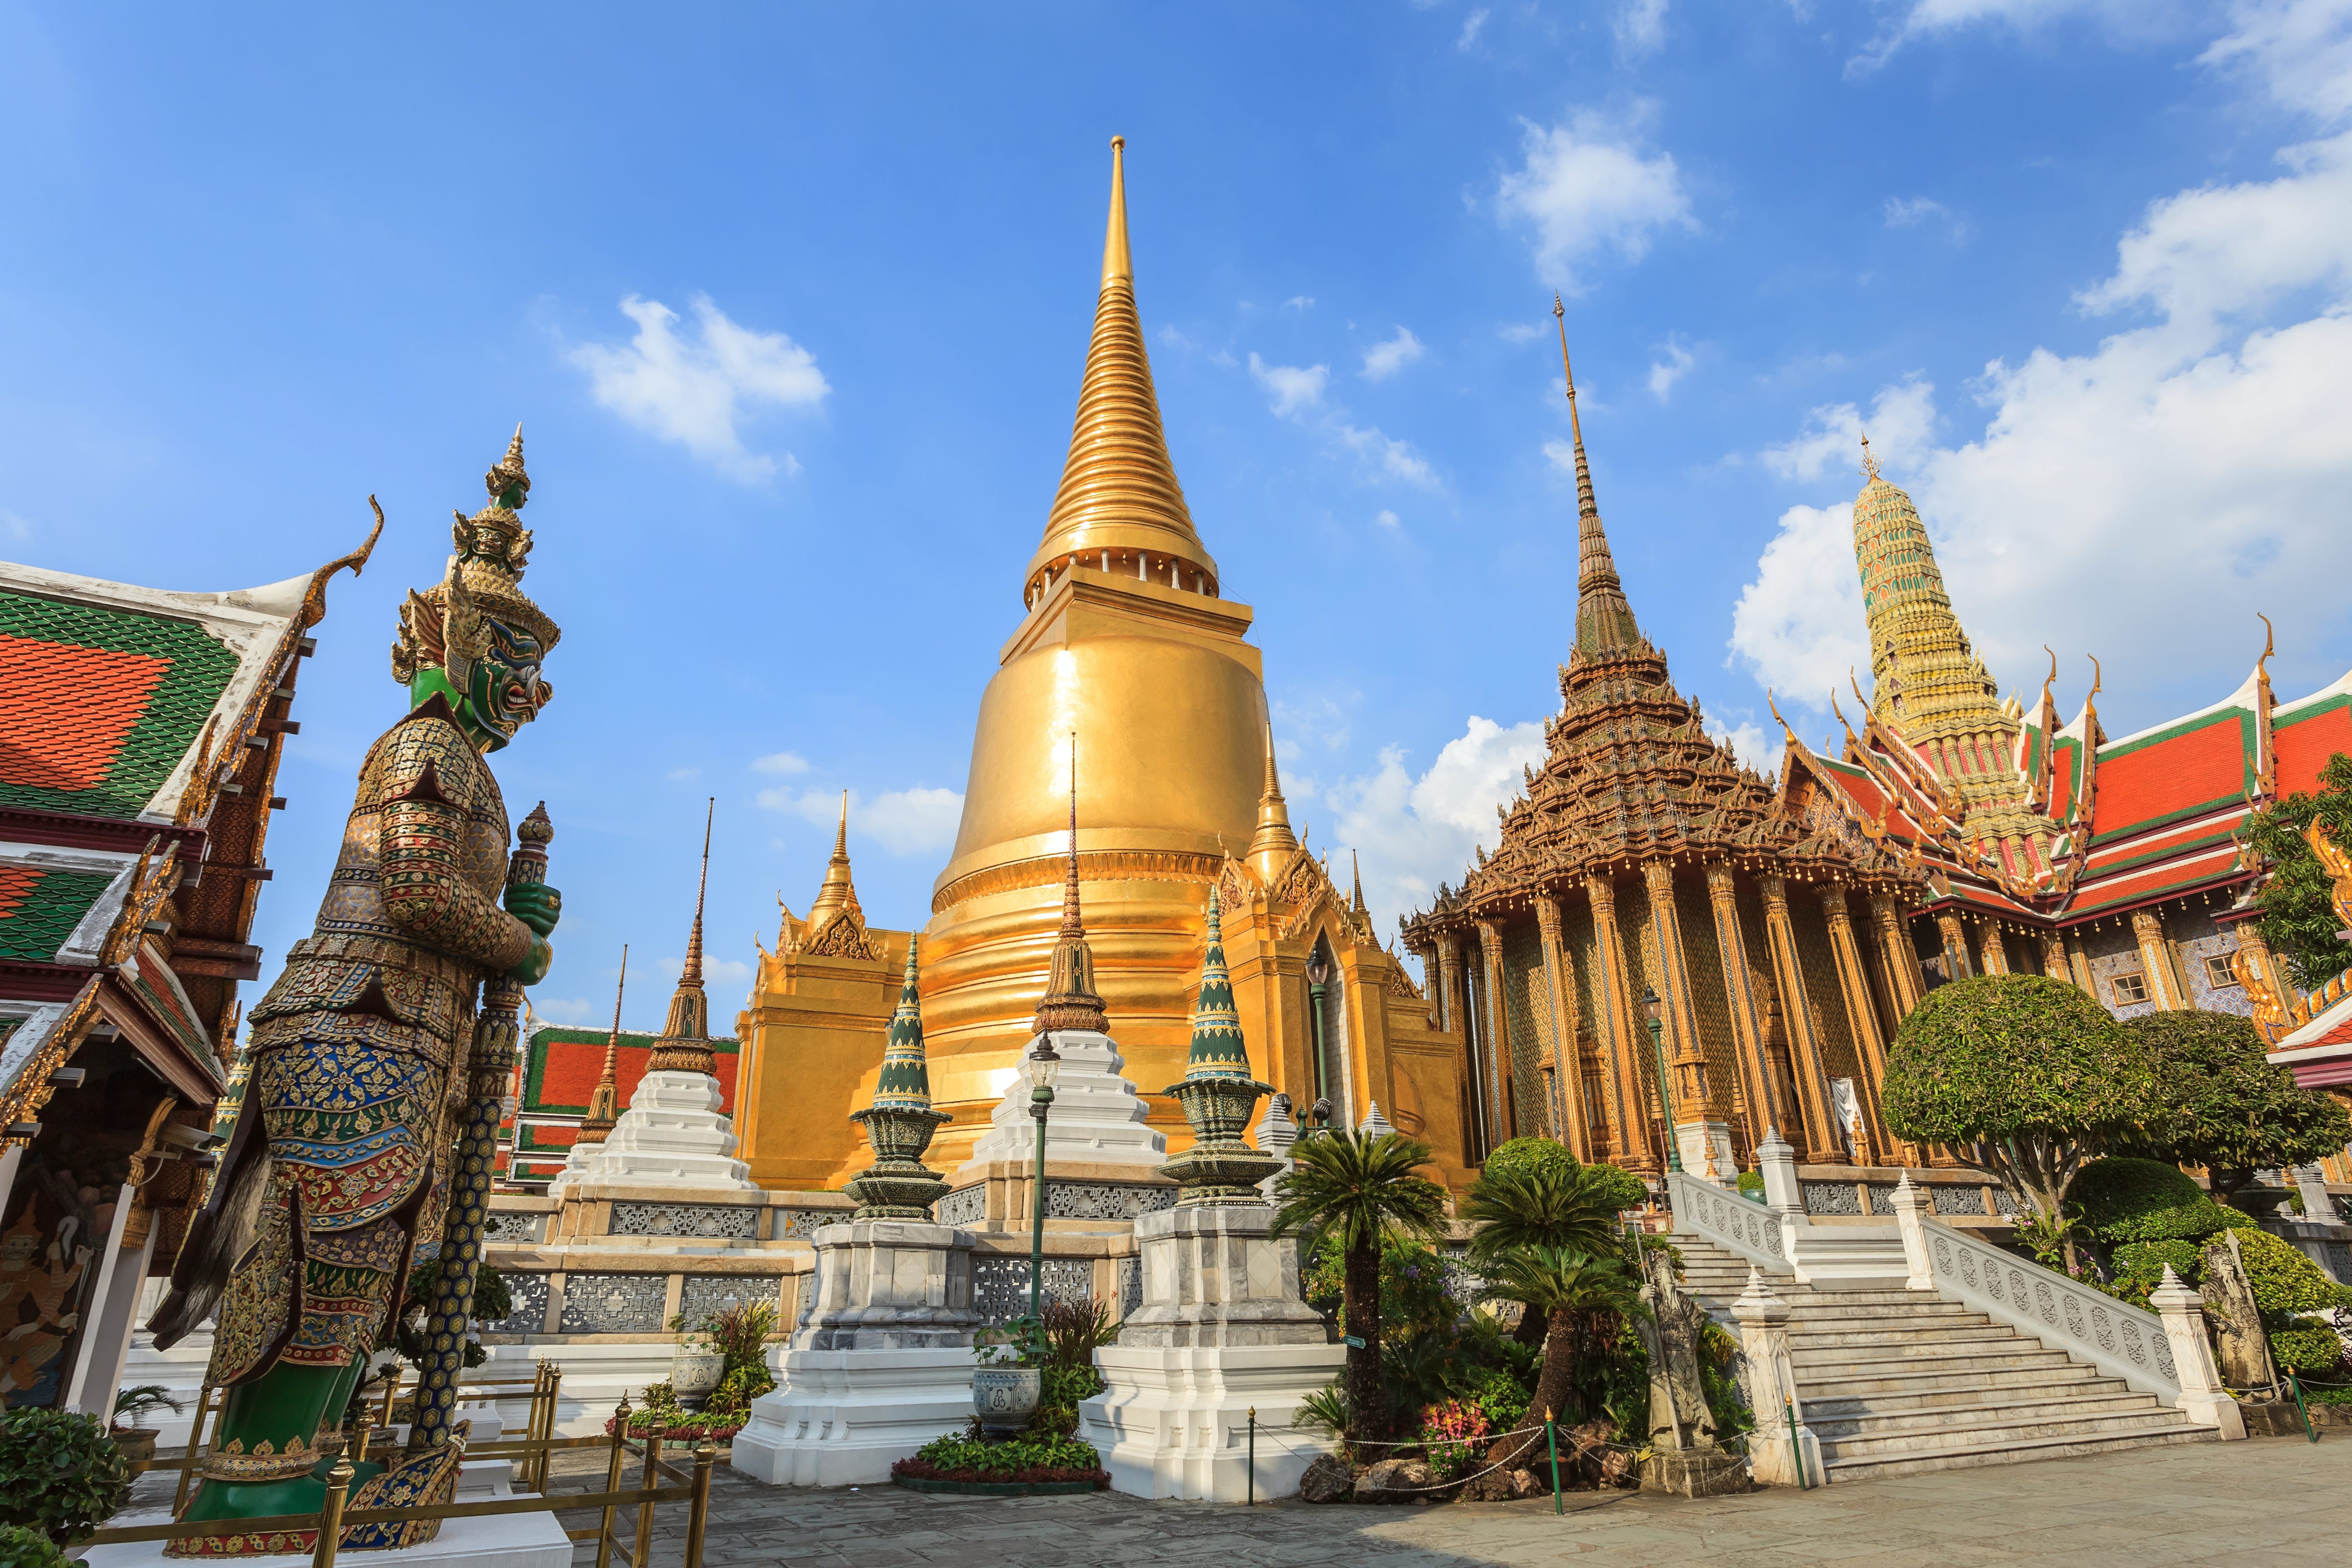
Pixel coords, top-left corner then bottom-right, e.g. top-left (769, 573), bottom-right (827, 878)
top-left (1860, 431), bottom-right (1882, 484)
top-left (578, 943), bottom-right (628, 1141)
top-left (844, 934), bottom-right (954, 1220)
top-left (1034, 738), bottom-right (1108, 1034)
top-left (869, 937), bottom-right (937, 1111)
top-left (1246, 726), bottom-right (1299, 874)
top-left (1181, 890), bottom-right (1250, 1081)
top-left (1351, 849), bottom-right (1368, 916)
top-left (1103, 135), bottom-right (1132, 285)
top-left (1554, 298), bottom-right (1642, 656)
top-left (805, 790), bottom-right (864, 930)
top-left (647, 800), bottom-right (718, 1077)
top-left (486, 424), bottom-right (530, 511)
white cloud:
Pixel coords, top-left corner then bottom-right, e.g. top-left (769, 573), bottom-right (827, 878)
top-left (1615, 0), bottom-right (1669, 54)
top-left (662, 954), bottom-right (755, 987)
top-left (1497, 321), bottom-right (1548, 344)
top-left (1497, 107), bottom-right (1695, 294)
top-left (1374, 508), bottom-right (1402, 530)
top-left (1883, 195), bottom-right (1970, 241)
top-left (1735, 19), bottom-right (2352, 727)
top-left (1543, 438), bottom-right (1579, 474)
top-left (1328, 718), bottom-right (1548, 933)
top-left (1284, 294), bottom-right (1317, 313)
top-left (1647, 338), bottom-right (1694, 402)
top-left (665, 767), bottom-right (700, 782)
top-left (1458, 7), bottom-right (1490, 49)
top-left (755, 783), bottom-right (965, 855)
top-left (1248, 353), bottom-right (1331, 415)
top-left (532, 996), bottom-right (598, 1025)
top-left (1854, 0), bottom-right (2175, 70)
top-left (752, 751), bottom-right (811, 775)
top-left (0, 508), bottom-right (29, 541)
top-left (1362, 326), bottom-right (1425, 382)
top-left (1337, 423), bottom-right (1437, 487)
top-left (1759, 377), bottom-right (1937, 482)
top-left (1706, 714), bottom-right (1785, 778)
top-left (566, 294), bottom-right (828, 480)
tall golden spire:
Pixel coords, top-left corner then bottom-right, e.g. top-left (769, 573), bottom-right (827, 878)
top-left (648, 800), bottom-right (719, 1076)
top-left (805, 790), bottom-right (863, 930)
top-left (1022, 137), bottom-right (1219, 602)
top-left (1246, 726), bottom-right (1299, 876)
top-left (1555, 297), bottom-right (1642, 655)
top-left (1034, 738), bottom-right (1108, 1034)
top-left (578, 945), bottom-right (627, 1142)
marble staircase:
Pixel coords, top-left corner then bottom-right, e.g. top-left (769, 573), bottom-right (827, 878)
top-left (1675, 1238), bottom-right (2219, 1480)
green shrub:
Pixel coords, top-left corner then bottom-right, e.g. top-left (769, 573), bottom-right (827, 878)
top-left (1303, 1237), bottom-right (1460, 1344)
top-left (0, 1523), bottom-right (69, 1568)
top-left (0, 1409), bottom-right (130, 1545)
top-left (2268, 1323), bottom-right (2348, 1375)
top-left (903, 1430), bottom-right (1102, 1479)
top-left (1483, 1137), bottom-right (1578, 1185)
top-left (2107, 1239), bottom-right (2203, 1309)
top-left (1034, 1362), bottom-right (1105, 1436)
top-left (2233, 1229), bottom-right (2352, 1318)
top-left (1735, 1171), bottom-right (1765, 1201)
top-left (1460, 1363), bottom-right (1533, 1436)
top-left (2069, 1158), bottom-right (2204, 1233)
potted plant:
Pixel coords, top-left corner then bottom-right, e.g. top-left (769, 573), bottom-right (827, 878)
top-left (0, 1407), bottom-right (131, 1548)
top-left (110, 1385), bottom-right (186, 1476)
top-left (971, 1316), bottom-right (1044, 1436)
top-left (666, 1314), bottom-right (726, 1411)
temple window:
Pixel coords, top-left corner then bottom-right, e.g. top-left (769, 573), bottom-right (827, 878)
top-left (2204, 952), bottom-right (2240, 989)
top-left (2109, 971), bottom-right (2149, 1006)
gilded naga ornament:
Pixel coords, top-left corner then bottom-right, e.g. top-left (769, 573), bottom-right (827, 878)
top-left (148, 432), bottom-right (564, 1553)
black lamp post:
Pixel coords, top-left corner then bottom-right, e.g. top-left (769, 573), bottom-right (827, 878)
top-left (1026, 1034), bottom-right (1061, 1322)
top-left (1304, 952), bottom-right (1334, 1112)
top-left (1642, 985), bottom-right (1681, 1174)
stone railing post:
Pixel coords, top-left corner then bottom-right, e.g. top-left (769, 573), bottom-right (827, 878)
top-left (2292, 1165), bottom-right (2337, 1226)
top-left (2149, 1265), bottom-right (2247, 1440)
top-left (1756, 1127), bottom-right (1808, 1261)
top-left (1731, 1267), bottom-right (1823, 1487)
top-left (1887, 1173), bottom-right (1934, 1291)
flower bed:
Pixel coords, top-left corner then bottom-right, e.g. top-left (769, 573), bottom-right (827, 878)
top-left (601, 1413), bottom-right (744, 1443)
top-left (890, 1432), bottom-right (1107, 1491)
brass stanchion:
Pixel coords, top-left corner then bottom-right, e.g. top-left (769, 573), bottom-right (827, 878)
top-left (595, 1397), bottom-right (631, 1568)
top-left (685, 1439), bottom-right (717, 1568)
top-left (632, 1427), bottom-right (663, 1568)
top-left (313, 1455), bottom-right (355, 1568)
top-left (173, 1385), bottom-right (215, 1515)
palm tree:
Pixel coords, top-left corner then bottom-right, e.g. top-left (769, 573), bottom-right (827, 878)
top-left (1461, 1162), bottom-right (1629, 1343)
top-left (1480, 1244), bottom-right (1647, 1465)
top-left (1269, 1129), bottom-right (1450, 1438)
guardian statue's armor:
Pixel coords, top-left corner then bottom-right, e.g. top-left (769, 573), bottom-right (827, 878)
top-left (151, 436), bottom-right (562, 1553)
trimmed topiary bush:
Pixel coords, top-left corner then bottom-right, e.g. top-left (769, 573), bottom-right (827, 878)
top-left (2268, 1323), bottom-right (2348, 1375)
top-left (2070, 1157), bottom-right (2247, 1247)
top-left (1483, 1137), bottom-right (1577, 1185)
top-left (0, 1408), bottom-right (130, 1546)
top-left (2126, 1009), bottom-right (2352, 1203)
top-left (2233, 1228), bottom-right (2352, 1319)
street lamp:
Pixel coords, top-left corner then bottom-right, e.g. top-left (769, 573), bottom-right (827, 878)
top-left (1304, 952), bottom-right (1335, 1112)
top-left (1306, 1096), bottom-right (1333, 1139)
top-left (1026, 1034), bottom-right (1061, 1323)
top-left (1642, 985), bottom-right (1681, 1174)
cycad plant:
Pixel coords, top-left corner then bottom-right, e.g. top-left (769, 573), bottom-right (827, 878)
top-left (1480, 1244), bottom-right (1646, 1464)
top-left (1461, 1161), bottom-right (1632, 1344)
top-left (1270, 1129), bottom-right (1449, 1438)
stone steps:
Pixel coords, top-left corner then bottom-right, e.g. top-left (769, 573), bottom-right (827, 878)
top-left (1671, 1236), bottom-right (2215, 1482)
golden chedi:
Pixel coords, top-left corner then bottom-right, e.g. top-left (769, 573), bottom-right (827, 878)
top-left (733, 140), bottom-right (1469, 1194)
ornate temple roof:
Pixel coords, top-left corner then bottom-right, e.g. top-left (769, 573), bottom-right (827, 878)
top-left (1404, 316), bottom-right (1911, 944)
top-left (506, 1023), bottom-right (742, 1181)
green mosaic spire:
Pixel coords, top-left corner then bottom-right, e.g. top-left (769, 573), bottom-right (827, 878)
top-left (1182, 888), bottom-right (1250, 1080)
top-left (871, 936), bottom-right (934, 1111)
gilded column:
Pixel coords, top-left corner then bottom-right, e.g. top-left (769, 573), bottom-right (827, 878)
top-left (2228, 923), bottom-right (2296, 1040)
top-left (2040, 932), bottom-right (2072, 985)
top-left (1759, 874), bottom-right (1840, 1162)
top-left (1975, 919), bottom-right (2011, 976)
top-left (1935, 912), bottom-right (1973, 982)
top-left (2131, 908), bottom-right (2188, 1010)
top-left (1819, 886), bottom-right (1892, 1166)
top-left (1435, 930), bottom-right (1464, 1034)
top-left (2067, 935), bottom-right (2097, 995)
top-left (1705, 864), bottom-right (1779, 1146)
top-left (1642, 864), bottom-right (1710, 1126)
top-left (1868, 893), bottom-right (1926, 1019)
top-left (1587, 874), bottom-right (1655, 1172)
top-left (1535, 895), bottom-right (1592, 1160)
top-left (1476, 920), bottom-right (1514, 1145)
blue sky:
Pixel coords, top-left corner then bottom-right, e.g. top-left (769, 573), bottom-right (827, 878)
top-left (6, 1), bottom-right (2351, 1031)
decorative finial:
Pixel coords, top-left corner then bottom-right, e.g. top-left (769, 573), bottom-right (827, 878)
top-left (1103, 135), bottom-right (1132, 285)
top-left (487, 426), bottom-right (531, 511)
top-left (845, 934), bottom-right (953, 1220)
top-left (647, 803), bottom-right (718, 1077)
top-left (1860, 431), bottom-right (1880, 483)
top-left (578, 943), bottom-right (628, 1141)
top-left (682, 797), bottom-right (713, 987)
top-left (1155, 887), bottom-right (1280, 1205)
top-left (1552, 300), bottom-right (1639, 654)
top-left (1034, 730), bottom-right (1107, 1034)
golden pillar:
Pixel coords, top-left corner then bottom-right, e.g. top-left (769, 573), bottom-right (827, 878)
top-left (1642, 863), bottom-right (1711, 1126)
top-left (1868, 892), bottom-right (1926, 1019)
top-left (1587, 874), bottom-right (1655, 1173)
top-left (1435, 929), bottom-right (1471, 1154)
top-left (1704, 864), bottom-right (1779, 1148)
top-left (1535, 895), bottom-right (1592, 1160)
top-left (2229, 922), bottom-right (2295, 1040)
top-left (1935, 912), bottom-right (1973, 982)
top-left (2131, 908), bottom-right (2188, 1010)
top-left (2067, 934), bottom-right (2097, 995)
top-left (1975, 918), bottom-right (2011, 976)
top-left (1476, 919), bottom-right (1513, 1146)
top-left (1819, 886), bottom-right (1893, 1166)
top-left (1759, 874), bottom-right (1840, 1163)
top-left (2040, 932), bottom-right (2072, 985)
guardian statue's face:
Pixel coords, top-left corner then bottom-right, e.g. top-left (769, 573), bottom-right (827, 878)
top-left (468, 617), bottom-right (554, 748)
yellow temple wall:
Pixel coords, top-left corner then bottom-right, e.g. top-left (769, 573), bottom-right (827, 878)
top-left (730, 932), bottom-right (904, 1191)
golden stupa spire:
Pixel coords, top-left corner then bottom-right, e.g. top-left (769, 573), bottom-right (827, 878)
top-left (1034, 736), bottom-right (1108, 1034)
top-left (1247, 726), bottom-right (1299, 875)
top-left (649, 799), bottom-right (718, 1076)
top-left (1860, 431), bottom-right (1882, 483)
top-left (578, 943), bottom-right (627, 1142)
top-left (805, 790), bottom-right (864, 929)
top-left (1554, 297), bottom-right (1642, 655)
top-left (1022, 137), bottom-right (1219, 603)
top-left (1351, 849), bottom-right (1367, 916)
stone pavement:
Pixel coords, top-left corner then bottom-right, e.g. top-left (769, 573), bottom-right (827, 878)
top-left (539, 1433), bottom-right (2352, 1567)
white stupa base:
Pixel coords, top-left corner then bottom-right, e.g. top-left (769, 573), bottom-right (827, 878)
top-left (732, 1347), bottom-right (980, 1486)
top-left (960, 1029), bottom-right (1164, 1176)
top-left (1676, 1121), bottom-right (1737, 1185)
top-left (550, 1070), bottom-right (758, 1191)
top-left (1080, 1343), bottom-right (1345, 1502)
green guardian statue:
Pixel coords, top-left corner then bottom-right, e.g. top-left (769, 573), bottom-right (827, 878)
top-left (149, 433), bottom-right (564, 1553)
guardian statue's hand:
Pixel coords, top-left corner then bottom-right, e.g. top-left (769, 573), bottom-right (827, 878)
top-left (508, 936), bottom-right (554, 986)
top-left (505, 882), bottom-right (562, 936)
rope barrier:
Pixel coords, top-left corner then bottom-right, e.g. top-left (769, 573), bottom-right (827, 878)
top-left (1260, 1416), bottom-right (1660, 1495)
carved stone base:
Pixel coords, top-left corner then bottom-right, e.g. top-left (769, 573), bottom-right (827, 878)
top-left (1639, 1446), bottom-right (1752, 1498)
top-left (1080, 1343), bottom-right (1344, 1502)
top-left (549, 1072), bottom-right (758, 1192)
top-left (733, 1348), bottom-right (980, 1487)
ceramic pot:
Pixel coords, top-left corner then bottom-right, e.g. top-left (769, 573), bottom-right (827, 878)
top-left (670, 1349), bottom-right (726, 1410)
top-left (971, 1367), bottom-right (1041, 1435)
top-left (112, 1427), bottom-right (159, 1477)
